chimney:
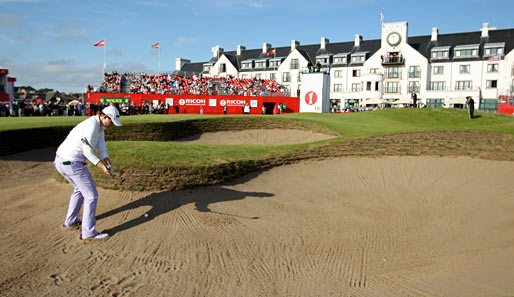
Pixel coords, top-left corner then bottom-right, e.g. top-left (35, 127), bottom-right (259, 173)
top-left (175, 58), bottom-right (190, 71)
top-left (262, 42), bottom-right (271, 54)
top-left (211, 45), bottom-right (224, 58)
top-left (354, 34), bottom-right (362, 47)
top-left (431, 28), bottom-right (438, 41)
top-left (481, 23), bottom-right (489, 37)
top-left (237, 45), bottom-right (246, 55)
top-left (321, 37), bottom-right (330, 50)
top-left (291, 40), bottom-right (300, 50)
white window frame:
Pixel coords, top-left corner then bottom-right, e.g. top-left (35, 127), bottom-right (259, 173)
top-left (290, 59), bottom-right (299, 70)
top-left (351, 83), bottom-right (361, 92)
top-left (385, 82), bottom-right (399, 93)
top-left (430, 81), bottom-right (445, 90)
top-left (352, 69), bottom-right (360, 77)
top-left (456, 81), bottom-right (472, 90)
top-left (334, 70), bottom-right (342, 78)
top-left (433, 66), bottom-right (444, 75)
top-left (282, 72), bottom-right (290, 83)
top-left (486, 80), bottom-right (497, 89)
top-left (459, 65), bottom-right (470, 73)
top-left (409, 66), bottom-right (420, 78)
top-left (487, 64), bottom-right (499, 72)
top-left (408, 81), bottom-right (420, 93)
top-left (333, 84), bottom-right (342, 92)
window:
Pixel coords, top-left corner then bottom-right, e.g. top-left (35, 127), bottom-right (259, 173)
top-left (298, 73), bottom-right (302, 82)
top-left (334, 70), bottom-right (342, 78)
top-left (255, 74), bottom-right (262, 80)
top-left (370, 68), bottom-right (379, 74)
top-left (270, 73), bottom-right (276, 80)
top-left (430, 81), bottom-right (445, 90)
top-left (290, 59), bottom-right (299, 69)
top-left (454, 46), bottom-right (479, 58)
top-left (316, 58), bottom-right (329, 66)
top-left (333, 84), bottom-right (342, 92)
top-left (487, 64), bottom-right (499, 72)
top-left (255, 61), bottom-right (266, 68)
top-left (409, 66), bottom-right (420, 78)
top-left (334, 56), bottom-right (346, 64)
top-left (282, 72), bottom-right (290, 82)
top-left (485, 48), bottom-right (503, 56)
top-left (352, 69), bottom-right (360, 77)
top-left (386, 67), bottom-right (399, 78)
top-left (241, 62), bottom-right (252, 69)
top-left (270, 60), bottom-right (280, 68)
top-left (431, 51), bottom-right (448, 59)
top-left (486, 80), bottom-right (497, 88)
top-left (479, 99), bottom-right (498, 111)
top-left (433, 66), bottom-right (444, 74)
top-left (385, 82), bottom-right (399, 93)
top-left (351, 83), bottom-right (361, 92)
top-left (484, 43), bottom-right (505, 56)
top-left (456, 81), bottom-right (472, 90)
top-left (375, 82), bottom-right (379, 91)
top-left (459, 65), bottom-right (470, 73)
top-left (220, 63), bottom-right (226, 73)
top-left (351, 55), bottom-right (365, 63)
top-left (427, 98), bottom-right (444, 108)
top-left (408, 81), bottom-right (420, 93)
top-left (203, 64), bottom-right (212, 72)
top-left (366, 81), bottom-right (372, 91)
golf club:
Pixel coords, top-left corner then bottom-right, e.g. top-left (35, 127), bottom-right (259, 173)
top-left (80, 137), bottom-right (113, 175)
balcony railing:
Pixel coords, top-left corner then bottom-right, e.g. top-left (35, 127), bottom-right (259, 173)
top-left (381, 55), bottom-right (405, 65)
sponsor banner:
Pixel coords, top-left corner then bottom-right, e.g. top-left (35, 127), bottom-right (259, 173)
top-left (178, 98), bottom-right (207, 106)
top-left (209, 98), bottom-right (217, 107)
top-left (99, 96), bottom-right (130, 104)
top-left (165, 98), bottom-right (174, 106)
top-left (219, 99), bottom-right (248, 107)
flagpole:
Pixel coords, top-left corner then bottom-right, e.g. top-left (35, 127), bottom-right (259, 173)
top-left (158, 46), bottom-right (161, 74)
top-left (103, 40), bottom-right (106, 75)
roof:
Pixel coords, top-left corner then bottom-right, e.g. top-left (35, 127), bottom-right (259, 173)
top-left (180, 27), bottom-right (514, 70)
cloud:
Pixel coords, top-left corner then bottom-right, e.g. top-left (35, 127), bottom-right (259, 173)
top-left (53, 21), bottom-right (88, 43)
top-left (174, 36), bottom-right (199, 47)
top-left (0, 13), bottom-right (17, 27)
top-left (107, 49), bottom-right (123, 57)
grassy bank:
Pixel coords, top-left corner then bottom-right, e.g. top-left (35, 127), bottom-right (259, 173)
top-left (2, 109), bottom-right (514, 191)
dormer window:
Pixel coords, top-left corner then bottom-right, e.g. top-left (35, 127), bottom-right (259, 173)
top-left (269, 59), bottom-right (281, 68)
top-left (350, 52), bottom-right (367, 64)
top-left (203, 64), bottom-right (212, 72)
top-left (255, 60), bottom-right (267, 69)
top-left (484, 42), bottom-right (505, 57)
top-left (333, 54), bottom-right (348, 64)
top-left (431, 46), bottom-right (450, 60)
top-left (316, 55), bottom-right (331, 67)
top-left (454, 44), bottom-right (479, 58)
top-left (241, 61), bottom-right (253, 69)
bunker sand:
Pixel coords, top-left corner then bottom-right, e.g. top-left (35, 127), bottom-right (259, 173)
top-left (1, 149), bottom-right (514, 296)
top-left (174, 128), bottom-right (335, 145)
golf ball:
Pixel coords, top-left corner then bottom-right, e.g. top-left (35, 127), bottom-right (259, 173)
top-left (144, 213), bottom-right (149, 218)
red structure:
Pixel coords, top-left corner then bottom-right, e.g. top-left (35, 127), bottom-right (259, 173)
top-left (86, 92), bottom-right (299, 115)
top-left (497, 95), bottom-right (514, 115)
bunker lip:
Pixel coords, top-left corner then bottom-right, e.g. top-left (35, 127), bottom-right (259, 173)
top-left (173, 129), bottom-right (336, 145)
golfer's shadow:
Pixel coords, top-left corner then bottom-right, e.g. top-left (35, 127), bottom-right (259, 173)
top-left (97, 187), bottom-right (274, 236)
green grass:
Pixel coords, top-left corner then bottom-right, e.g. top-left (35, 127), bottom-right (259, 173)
top-left (3, 108), bottom-right (514, 190)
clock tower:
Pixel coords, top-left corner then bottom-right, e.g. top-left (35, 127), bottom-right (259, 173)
top-left (382, 22), bottom-right (408, 49)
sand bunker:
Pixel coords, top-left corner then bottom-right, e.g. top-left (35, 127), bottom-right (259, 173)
top-left (1, 152), bottom-right (514, 296)
top-left (174, 129), bottom-right (335, 145)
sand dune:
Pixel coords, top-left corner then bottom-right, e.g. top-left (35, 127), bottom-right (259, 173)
top-left (1, 149), bottom-right (514, 296)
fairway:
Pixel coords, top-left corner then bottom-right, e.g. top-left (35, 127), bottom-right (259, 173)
top-left (1, 109), bottom-right (514, 297)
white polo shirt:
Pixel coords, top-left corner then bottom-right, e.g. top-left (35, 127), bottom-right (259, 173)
top-left (56, 115), bottom-right (108, 165)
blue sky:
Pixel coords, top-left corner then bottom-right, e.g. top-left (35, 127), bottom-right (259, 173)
top-left (0, 0), bottom-right (513, 93)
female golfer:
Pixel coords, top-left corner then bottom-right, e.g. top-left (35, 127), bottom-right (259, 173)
top-left (54, 105), bottom-right (122, 240)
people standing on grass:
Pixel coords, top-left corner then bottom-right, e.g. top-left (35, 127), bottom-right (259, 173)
top-left (411, 92), bottom-right (418, 108)
top-left (466, 96), bottom-right (475, 119)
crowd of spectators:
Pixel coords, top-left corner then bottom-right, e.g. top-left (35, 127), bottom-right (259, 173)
top-left (0, 101), bottom-right (86, 117)
top-left (90, 72), bottom-right (289, 97)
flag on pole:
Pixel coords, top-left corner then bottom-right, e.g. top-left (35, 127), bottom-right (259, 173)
top-left (152, 43), bottom-right (160, 48)
top-left (380, 9), bottom-right (384, 23)
top-left (94, 40), bottom-right (105, 47)
top-left (267, 48), bottom-right (276, 56)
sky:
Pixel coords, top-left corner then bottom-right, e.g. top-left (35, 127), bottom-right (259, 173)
top-left (0, 0), bottom-right (513, 93)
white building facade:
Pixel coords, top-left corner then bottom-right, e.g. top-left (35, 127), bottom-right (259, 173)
top-left (176, 22), bottom-right (514, 111)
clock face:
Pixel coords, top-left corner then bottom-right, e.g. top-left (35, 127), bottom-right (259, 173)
top-left (387, 32), bottom-right (402, 47)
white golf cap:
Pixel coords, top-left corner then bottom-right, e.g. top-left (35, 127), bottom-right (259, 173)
top-left (102, 105), bottom-right (122, 126)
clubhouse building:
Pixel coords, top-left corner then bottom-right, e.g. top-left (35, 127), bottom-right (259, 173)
top-left (175, 22), bottom-right (514, 111)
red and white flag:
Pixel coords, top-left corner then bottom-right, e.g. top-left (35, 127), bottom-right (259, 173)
top-left (488, 55), bottom-right (500, 61)
top-left (266, 48), bottom-right (276, 56)
top-left (94, 40), bottom-right (105, 47)
top-left (152, 43), bottom-right (160, 48)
